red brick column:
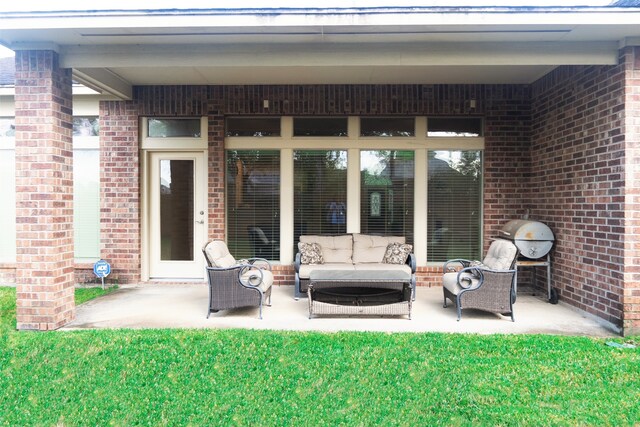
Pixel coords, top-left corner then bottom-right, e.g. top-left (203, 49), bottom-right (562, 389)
top-left (623, 46), bottom-right (640, 336)
top-left (99, 101), bottom-right (141, 283)
top-left (14, 50), bottom-right (74, 330)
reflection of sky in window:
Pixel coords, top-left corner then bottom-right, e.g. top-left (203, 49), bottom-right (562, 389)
top-left (361, 151), bottom-right (386, 176)
top-left (160, 160), bottom-right (172, 186)
top-left (434, 151), bottom-right (461, 163)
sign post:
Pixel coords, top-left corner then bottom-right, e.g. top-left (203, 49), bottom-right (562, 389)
top-left (93, 259), bottom-right (111, 290)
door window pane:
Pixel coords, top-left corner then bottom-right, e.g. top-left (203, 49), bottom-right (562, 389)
top-left (160, 160), bottom-right (194, 261)
top-left (428, 151), bottom-right (482, 262)
top-left (226, 151), bottom-right (280, 260)
top-left (360, 151), bottom-right (414, 242)
top-left (294, 150), bottom-right (347, 250)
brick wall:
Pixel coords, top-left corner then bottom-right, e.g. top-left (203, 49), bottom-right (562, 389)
top-left (531, 59), bottom-right (627, 329)
top-left (14, 51), bottom-right (75, 330)
top-left (102, 84), bottom-right (530, 288)
top-left (99, 101), bottom-right (142, 283)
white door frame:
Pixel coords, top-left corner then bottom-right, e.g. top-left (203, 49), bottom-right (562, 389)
top-left (143, 150), bottom-right (207, 280)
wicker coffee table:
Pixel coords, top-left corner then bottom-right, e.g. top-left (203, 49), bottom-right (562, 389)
top-left (307, 270), bottom-right (412, 319)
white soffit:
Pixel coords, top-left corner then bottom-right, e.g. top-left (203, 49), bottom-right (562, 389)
top-left (2, 6), bottom-right (639, 96)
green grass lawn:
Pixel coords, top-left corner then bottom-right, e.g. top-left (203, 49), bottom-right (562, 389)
top-left (0, 287), bottom-right (639, 426)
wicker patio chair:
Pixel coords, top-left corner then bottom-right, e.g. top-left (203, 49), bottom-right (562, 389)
top-left (442, 239), bottom-right (518, 321)
top-left (202, 240), bottom-right (273, 319)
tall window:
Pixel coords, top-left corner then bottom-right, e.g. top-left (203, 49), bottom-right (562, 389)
top-left (360, 150), bottom-right (414, 242)
top-left (0, 117), bottom-right (16, 261)
top-left (294, 150), bottom-right (347, 249)
top-left (427, 150), bottom-right (482, 262)
top-left (226, 151), bottom-right (280, 260)
top-left (73, 117), bottom-right (100, 260)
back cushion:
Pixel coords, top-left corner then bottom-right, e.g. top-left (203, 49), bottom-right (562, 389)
top-left (300, 235), bottom-right (353, 263)
top-left (204, 241), bottom-right (236, 268)
top-left (352, 234), bottom-right (406, 263)
top-left (482, 239), bottom-right (518, 270)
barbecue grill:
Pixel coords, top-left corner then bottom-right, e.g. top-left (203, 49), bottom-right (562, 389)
top-left (498, 219), bottom-right (554, 259)
top-left (498, 219), bottom-right (557, 303)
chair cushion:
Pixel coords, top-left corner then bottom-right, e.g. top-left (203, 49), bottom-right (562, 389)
top-left (482, 239), bottom-right (518, 270)
top-left (443, 271), bottom-right (480, 295)
top-left (383, 242), bottom-right (413, 264)
top-left (353, 234), bottom-right (406, 263)
top-left (300, 235), bottom-right (353, 263)
top-left (240, 269), bottom-right (273, 292)
top-left (353, 263), bottom-right (412, 276)
top-left (297, 263), bottom-right (356, 279)
top-left (298, 242), bottom-right (324, 265)
top-left (204, 240), bottom-right (236, 268)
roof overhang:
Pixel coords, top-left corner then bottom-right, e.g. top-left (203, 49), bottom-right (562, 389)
top-left (2, 6), bottom-right (639, 100)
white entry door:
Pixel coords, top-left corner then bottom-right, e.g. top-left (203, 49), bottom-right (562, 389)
top-left (149, 152), bottom-right (207, 279)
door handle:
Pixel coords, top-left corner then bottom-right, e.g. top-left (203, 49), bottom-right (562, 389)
top-left (195, 219), bottom-right (204, 224)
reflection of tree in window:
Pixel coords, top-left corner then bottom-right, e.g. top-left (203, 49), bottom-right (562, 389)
top-left (360, 150), bottom-right (414, 242)
top-left (226, 151), bottom-right (280, 260)
top-left (428, 150), bottom-right (482, 262)
top-left (294, 150), bottom-right (347, 240)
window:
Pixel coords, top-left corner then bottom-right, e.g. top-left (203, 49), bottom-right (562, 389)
top-left (427, 118), bottom-right (482, 137)
top-left (0, 117), bottom-right (15, 138)
top-left (73, 116), bottom-right (100, 260)
top-left (147, 118), bottom-right (201, 138)
top-left (360, 118), bottom-right (415, 137)
top-left (224, 115), bottom-right (484, 265)
top-left (226, 151), bottom-right (280, 260)
top-left (293, 118), bottom-right (348, 137)
top-left (226, 117), bottom-right (281, 137)
top-left (294, 150), bottom-right (347, 250)
top-left (427, 150), bottom-right (482, 262)
top-left (74, 150), bottom-right (100, 259)
top-left (360, 151), bottom-right (414, 242)
top-left (0, 149), bottom-right (15, 261)
top-left (0, 118), bottom-right (16, 261)
top-left (73, 117), bottom-right (99, 137)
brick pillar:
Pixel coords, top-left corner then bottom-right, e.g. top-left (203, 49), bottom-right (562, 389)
top-left (99, 101), bottom-right (141, 283)
top-left (14, 50), bottom-right (74, 330)
top-left (623, 46), bottom-right (640, 336)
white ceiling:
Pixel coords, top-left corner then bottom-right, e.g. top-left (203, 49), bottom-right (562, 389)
top-left (1, 7), bottom-right (639, 98)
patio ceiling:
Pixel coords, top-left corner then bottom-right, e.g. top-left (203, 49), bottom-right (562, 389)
top-left (1, 6), bottom-right (640, 99)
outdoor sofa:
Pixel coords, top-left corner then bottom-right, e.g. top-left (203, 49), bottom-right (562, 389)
top-left (294, 234), bottom-right (416, 299)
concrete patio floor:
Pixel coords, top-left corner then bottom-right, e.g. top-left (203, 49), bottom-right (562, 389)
top-left (64, 284), bottom-right (619, 336)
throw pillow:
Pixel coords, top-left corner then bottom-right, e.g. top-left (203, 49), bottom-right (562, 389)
top-left (298, 242), bottom-right (324, 265)
top-left (383, 242), bottom-right (413, 264)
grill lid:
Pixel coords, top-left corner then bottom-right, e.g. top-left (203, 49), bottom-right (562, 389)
top-left (498, 219), bottom-right (554, 259)
top-left (499, 220), bottom-right (554, 242)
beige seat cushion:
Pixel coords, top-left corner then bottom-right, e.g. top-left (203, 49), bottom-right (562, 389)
top-left (482, 239), bottom-right (518, 270)
top-left (297, 263), bottom-right (356, 279)
top-left (443, 271), bottom-right (480, 296)
top-left (300, 235), bottom-right (353, 263)
top-left (353, 263), bottom-right (412, 276)
top-left (240, 268), bottom-right (273, 292)
top-left (204, 240), bottom-right (236, 268)
top-left (352, 234), bottom-right (406, 263)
